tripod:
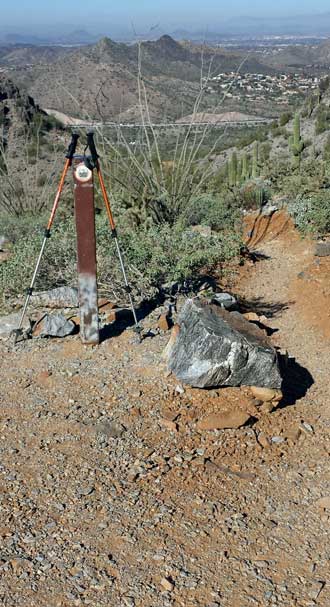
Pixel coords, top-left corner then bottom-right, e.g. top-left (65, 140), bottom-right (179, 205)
top-left (14, 132), bottom-right (141, 344)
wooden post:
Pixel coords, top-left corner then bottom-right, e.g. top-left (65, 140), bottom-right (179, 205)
top-left (73, 160), bottom-right (99, 345)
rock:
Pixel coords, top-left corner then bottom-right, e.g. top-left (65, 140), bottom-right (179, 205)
top-left (271, 436), bottom-right (284, 444)
top-left (190, 225), bottom-right (212, 237)
top-left (158, 313), bottom-right (171, 332)
top-left (162, 324), bottom-right (180, 361)
top-left (32, 313), bottom-right (76, 338)
top-left (261, 204), bottom-right (278, 217)
top-left (98, 299), bottom-right (118, 313)
top-left (315, 241), bottom-right (330, 257)
top-left (197, 410), bottom-right (252, 430)
top-left (250, 386), bottom-right (283, 403)
top-left (243, 312), bottom-right (260, 322)
top-left (0, 236), bottom-right (11, 250)
top-left (96, 421), bottom-right (126, 439)
top-left (257, 433), bottom-right (270, 449)
top-left (160, 577), bottom-right (174, 592)
top-left (0, 251), bottom-right (11, 263)
top-left (168, 299), bottom-right (282, 389)
top-left (0, 312), bottom-right (29, 339)
top-left (301, 422), bottom-right (314, 434)
top-left (316, 497), bottom-right (330, 510)
top-left (30, 286), bottom-right (79, 309)
top-left (159, 418), bottom-right (178, 432)
top-left (212, 292), bottom-right (238, 311)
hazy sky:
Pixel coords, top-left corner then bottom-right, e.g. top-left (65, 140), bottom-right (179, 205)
top-left (2, 0), bottom-right (330, 30)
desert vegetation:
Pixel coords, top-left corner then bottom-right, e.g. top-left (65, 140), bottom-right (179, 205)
top-left (2, 63), bottom-right (330, 313)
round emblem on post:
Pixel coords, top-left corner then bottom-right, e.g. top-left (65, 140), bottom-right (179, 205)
top-left (75, 163), bottom-right (92, 183)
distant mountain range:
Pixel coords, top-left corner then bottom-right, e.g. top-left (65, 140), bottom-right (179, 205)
top-left (2, 35), bottom-right (276, 122)
top-left (2, 13), bottom-right (330, 45)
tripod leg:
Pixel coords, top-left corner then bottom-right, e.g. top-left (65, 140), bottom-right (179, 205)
top-left (14, 134), bottom-right (79, 343)
top-left (97, 167), bottom-right (141, 334)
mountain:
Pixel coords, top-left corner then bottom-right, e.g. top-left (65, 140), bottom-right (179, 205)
top-left (7, 35), bottom-right (277, 122)
top-left (263, 38), bottom-right (330, 71)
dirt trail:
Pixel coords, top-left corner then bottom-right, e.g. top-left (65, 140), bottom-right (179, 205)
top-left (1, 212), bottom-right (330, 606)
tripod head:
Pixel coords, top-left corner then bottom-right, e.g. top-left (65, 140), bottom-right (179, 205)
top-left (65, 132), bottom-right (80, 160)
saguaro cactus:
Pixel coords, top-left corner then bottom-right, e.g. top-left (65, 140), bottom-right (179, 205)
top-left (242, 153), bottom-right (250, 181)
top-left (252, 141), bottom-right (259, 179)
top-left (228, 151), bottom-right (238, 186)
top-left (289, 113), bottom-right (305, 169)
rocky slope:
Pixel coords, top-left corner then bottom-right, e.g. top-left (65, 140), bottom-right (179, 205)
top-left (1, 213), bottom-right (330, 606)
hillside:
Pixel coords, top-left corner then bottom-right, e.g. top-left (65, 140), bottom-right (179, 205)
top-left (264, 38), bottom-right (330, 72)
top-left (5, 36), bottom-right (277, 122)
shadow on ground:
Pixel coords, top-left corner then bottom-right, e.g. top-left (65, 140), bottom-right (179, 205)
top-left (239, 296), bottom-right (293, 318)
top-left (278, 353), bottom-right (314, 407)
top-left (99, 296), bottom-right (163, 343)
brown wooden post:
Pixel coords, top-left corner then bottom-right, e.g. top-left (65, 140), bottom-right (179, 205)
top-left (73, 160), bottom-right (99, 345)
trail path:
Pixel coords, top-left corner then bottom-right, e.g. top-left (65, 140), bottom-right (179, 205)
top-left (1, 212), bottom-right (330, 606)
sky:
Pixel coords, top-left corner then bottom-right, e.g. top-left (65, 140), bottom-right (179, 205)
top-left (1, 0), bottom-right (330, 31)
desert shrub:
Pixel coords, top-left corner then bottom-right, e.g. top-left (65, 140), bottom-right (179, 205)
top-left (180, 193), bottom-right (240, 231)
top-left (240, 180), bottom-right (271, 210)
top-left (324, 135), bottom-right (330, 160)
top-left (315, 104), bottom-right (330, 135)
top-left (279, 112), bottom-right (293, 127)
top-left (288, 192), bottom-right (330, 236)
top-left (0, 213), bottom-right (242, 311)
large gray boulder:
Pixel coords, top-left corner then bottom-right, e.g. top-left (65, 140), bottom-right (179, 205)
top-left (168, 299), bottom-right (282, 389)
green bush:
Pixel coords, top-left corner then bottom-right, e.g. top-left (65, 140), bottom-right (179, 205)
top-left (0, 213), bottom-right (242, 312)
top-left (315, 104), bottom-right (330, 135)
top-left (279, 112), bottom-right (293, 127)
top-left (240, 180), bottom-right (271, 210)
top-left (288, 192), bottom-right (330, 236)
top-left (181, 194), bottom-right (240, 231)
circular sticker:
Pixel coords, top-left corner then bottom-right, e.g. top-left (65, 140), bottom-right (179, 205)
top-left (75, 163), bottom-right (92, 183)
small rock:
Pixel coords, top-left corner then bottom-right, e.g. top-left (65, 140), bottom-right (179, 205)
top-left (315, 241), bottom-right (330, 257)
top-left (197, 410), bottom-right (252, 431)
top-left (0, 236), bottom-right (11, 250)
top-left (301, 422), bottom-right (314, 434)
top-left (257, 433), bottom-right (270, 449)
top-left (316, 497), bottom-right (330, 510)
top-left (250, 386), bottom-right (282, 403)
top-left (271, 436), bottom-right (284, 444)
top-left (162, 324), bottom-right (180, 361)
top-left (96, 421), bottom-right (126, 439)
top-left (212, 292), bottom-right (238, 311)
top-left (159, 418), bottom-right (178, 432)
top-left (243, 312), bottom-right (260, 322)
top-left (160, 577), bottom-right (174, 592)
top-left (33, 313), bottom-right (76, 338)
top-left (175, 385), bottom-right (185, 395)
top-left (77, 485), bottom-right (95, 496)
top-left (98, 299), bottom-right (118, 313)
top-left (158, 313), bottom-right (171, 332)
top-left (190, 225), bottom-right (212, 238)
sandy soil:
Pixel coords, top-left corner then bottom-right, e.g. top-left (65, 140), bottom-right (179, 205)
top-left (1, 212), bottom-right (330, 606)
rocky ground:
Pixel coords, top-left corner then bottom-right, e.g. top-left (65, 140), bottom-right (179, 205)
top-left (1, 212), bottom-right (330, 606)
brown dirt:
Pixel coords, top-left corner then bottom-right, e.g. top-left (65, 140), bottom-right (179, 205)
top-left (1, 211), bottom-right (330, 606)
